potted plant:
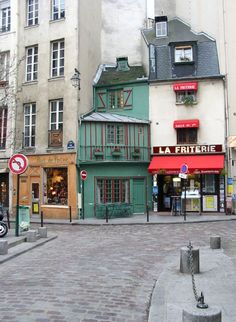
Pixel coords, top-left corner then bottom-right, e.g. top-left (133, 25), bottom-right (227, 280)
top-left (94, 148), bottom-right (104, 157)
top-left (112, 146), bottom-right (121, 156)
top-left (132, 147), bottom-right (141, 158)
top-left (183, 95), bottom-right (195, 106)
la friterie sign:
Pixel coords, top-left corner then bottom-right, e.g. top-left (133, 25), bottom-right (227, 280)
top-left (153, 144), bottom-right (223, 155)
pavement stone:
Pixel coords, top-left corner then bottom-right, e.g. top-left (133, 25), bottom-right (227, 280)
top-left (1, 217), bottom-right (236, 321)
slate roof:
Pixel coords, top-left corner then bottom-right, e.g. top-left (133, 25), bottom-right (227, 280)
top-left (81, 112), bottom-right (149, 124)
top-left (95, 65), bottom-right (147, 86)
top-left (142, 18), bottom-right (222, 80)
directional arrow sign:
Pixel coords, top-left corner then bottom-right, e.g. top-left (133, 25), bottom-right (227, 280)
top-left (8, 154), bottom-right (28, 175)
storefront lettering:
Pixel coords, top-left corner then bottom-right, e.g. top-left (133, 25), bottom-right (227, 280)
top-left (153, 145), bottom-right (222, 154)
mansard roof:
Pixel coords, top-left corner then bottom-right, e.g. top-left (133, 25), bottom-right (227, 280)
top-left (142, 18), bottom-right (222, 80)
top-left (81, 112), bottom-right (149, 124)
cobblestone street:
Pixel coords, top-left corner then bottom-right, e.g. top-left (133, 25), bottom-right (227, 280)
top-left (1, 221), bottom-right (236, 322)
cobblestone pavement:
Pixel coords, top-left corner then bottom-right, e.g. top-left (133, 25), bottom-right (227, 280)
top-left (1, 221), bottom-right (236, 322)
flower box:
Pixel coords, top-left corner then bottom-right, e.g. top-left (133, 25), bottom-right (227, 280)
top-left (94, 150), bottom-right (104, 157)
top-left (132, 152), bottom-right (140, 158)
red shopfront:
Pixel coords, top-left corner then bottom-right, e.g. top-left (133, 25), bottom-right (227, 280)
top-left (148, 145), bottom-right (225, 213)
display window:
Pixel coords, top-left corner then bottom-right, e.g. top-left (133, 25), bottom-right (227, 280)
top-left (44, 167), bottom-right (68, 205)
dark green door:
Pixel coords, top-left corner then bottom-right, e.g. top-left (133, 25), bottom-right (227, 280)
top-left (133, 178), bottom-right (145, 213)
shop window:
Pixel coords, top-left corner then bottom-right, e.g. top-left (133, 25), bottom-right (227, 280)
top-left (176, 90), bottom-right (197, 105)
top-left (177, 128), bottom-right (197, 144)
top-left (96, 178), bottom-right (129, 204)
top-left (202, 174), bottom-right (216, 194)
top-left (44, 167), bottom-right (67, 205)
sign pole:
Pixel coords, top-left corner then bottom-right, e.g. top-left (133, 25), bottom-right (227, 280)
top-left (82, 180), bottom-right (84, 220)
top-left (15, 174), bottom-right (20, 236)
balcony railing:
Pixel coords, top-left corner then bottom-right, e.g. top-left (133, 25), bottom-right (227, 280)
top-left (79, 145), bottom-right (150, 162)
top-left (48, 129), bottom-right (63, 148)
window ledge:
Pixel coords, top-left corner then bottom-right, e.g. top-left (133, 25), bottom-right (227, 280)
top-left (24, 24), bottom-right (39, 30)
top-left (48, 76), bottom-right (65, 82)
top-left (46, 148), bottom-right (64, 152)
top-left (41, 204), bottom-right (69, 209)
top-left (22, 81), bottom-right (38, 86)
top-left (174, 61), bottom-right (195, 66)
top-left (175, 102), bottom-right (198, 106)
top-left (49, 17), bottom-right (66, 24)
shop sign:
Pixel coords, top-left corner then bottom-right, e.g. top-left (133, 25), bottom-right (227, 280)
top-left (173, 82), bottom-right (198, 91)
top-left (153, 144), bottom-right (223, 155)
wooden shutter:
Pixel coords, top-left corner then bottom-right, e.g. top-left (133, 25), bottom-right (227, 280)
top-left (97, 91), bottom-right (107, 110)
top-left (123, 87), bottom-right (133, 108)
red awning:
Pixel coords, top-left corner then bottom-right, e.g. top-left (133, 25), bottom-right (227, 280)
top-left (148, 155), bottom-right (224, 174)
top-left (173, 82), bottom-right (198, 91)
top-left (173, 119), bottom-right (199, 128)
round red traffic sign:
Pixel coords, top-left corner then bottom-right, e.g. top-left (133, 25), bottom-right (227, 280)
top-left (80, 170), bottom-right (87, 181)
top-left (8, 153), bottom-right (28, 175)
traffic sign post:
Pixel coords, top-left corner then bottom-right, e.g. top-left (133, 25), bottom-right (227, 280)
top-left (179, 163), bottom-right (188, 222)
top-left (80, 170), bottom-right (87, 220)
top-left (8, 154), bottom-right (29, 236)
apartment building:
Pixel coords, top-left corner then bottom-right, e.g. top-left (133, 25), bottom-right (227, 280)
top-left (12, 0), bottom-right (101, 219)
top-left (0, 0), bottom-right (17, 210)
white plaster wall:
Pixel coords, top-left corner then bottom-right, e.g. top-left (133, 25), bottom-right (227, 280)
top-left (101, 0), bottom-right (147, 65)
top-left (150, 80), bottom-right (225, 148)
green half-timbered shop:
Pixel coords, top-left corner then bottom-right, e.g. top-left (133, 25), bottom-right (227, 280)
top-left (78, 57), bottom-right (152, 219)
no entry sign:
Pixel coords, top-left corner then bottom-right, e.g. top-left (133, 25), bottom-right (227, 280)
top-left (8, 154), bottom-right (28, 175)
top-left (80, 170), bottom-right (87, 181)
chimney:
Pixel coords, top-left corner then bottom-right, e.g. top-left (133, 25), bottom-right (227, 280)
top-left (155, 16), bottom-right (168, 37)
top-left (116, 57), bottom-right (130, 71)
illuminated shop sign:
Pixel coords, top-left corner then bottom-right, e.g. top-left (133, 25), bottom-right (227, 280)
top-left (173, 82), bottom-right (198, 91)
top-left (153, 144), bottom-right (223, 155)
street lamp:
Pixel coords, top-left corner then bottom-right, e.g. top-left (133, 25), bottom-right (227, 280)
top-left (70, 68), bottom-right (81, 89)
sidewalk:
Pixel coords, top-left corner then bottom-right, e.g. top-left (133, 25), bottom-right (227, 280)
top-left (29, 212), bottom-right (236, 225)
top-left (148, 241), bottom-right (236, 322)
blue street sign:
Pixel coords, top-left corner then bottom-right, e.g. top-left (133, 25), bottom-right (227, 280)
top-left (180, 163), bottom-right (188, 174)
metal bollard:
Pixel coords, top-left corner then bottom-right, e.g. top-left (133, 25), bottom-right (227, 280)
top-left (182, 306), bottom-right (222, 322)
top-left (210, 236), bottom-right (221, 249)
top-left (38, 227), bottom-right (47, 238)
top-left (0, 240), bottom-right (8, 255)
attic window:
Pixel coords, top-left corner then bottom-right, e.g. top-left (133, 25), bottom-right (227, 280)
top-left (156, 21), bottom-right (167, 37)
top-left (175, 46), bottom-right (193, 63)
top-left (116, 57), bottom-right (130, 71)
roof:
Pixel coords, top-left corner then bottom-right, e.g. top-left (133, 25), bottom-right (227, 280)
top-left (95, 65), bottom-right (147, 86)
top-left (81, 112), bottom-right (150, 124)
top-left (142, 18), bottom-right (221, 80)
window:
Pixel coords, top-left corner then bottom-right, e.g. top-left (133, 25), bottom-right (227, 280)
top-left (0, 51), bottom-right (9, 82)
top-left (50, 99), bottom-right (63, 130)
top-left (177, 128), bottom-right (197, 144)
top-left (109, 90), bottom-right (124, 109)
top-left (202, 174), bottom-right (216, 194)
top-left (0, 107), bottom-right (7, 149)
top-left (51, 39), bottom-right (64, 77)
top-left (176, 91), bottom-right (197, 104)
top-left (175, 46), bottom-right (193, 63)
top-left (1, 6), bottom-right (10, 32)
top-left (51, 0), bottom-right (65, 20)
top-left (156, 21), bottom-right (167, 37)
top-left (107, 124), bottom-right (124, 145)
top-left (44, 167), bottom-right (67, 205)
top-left (96, 178), bottom-right (129, 204)
top-left (25, 46), bottom-right (38, 81)
top-left (24, 103), bottom-right (36, 147)
top-left (27, 0), bottom-right (38, 26)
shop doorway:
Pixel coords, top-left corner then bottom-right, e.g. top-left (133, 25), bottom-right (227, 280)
top-left (0, 173), bottom-right (9, 208)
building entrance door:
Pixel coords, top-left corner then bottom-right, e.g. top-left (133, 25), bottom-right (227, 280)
top-left (133, 178), bottom-right (145, 214)
top-left (31, 178), bottom-right (40, 214)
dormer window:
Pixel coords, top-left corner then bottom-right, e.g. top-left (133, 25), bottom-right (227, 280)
top-left (175, 46), bottom-right (193, 63)
top-left (155, 16), bottom-right (168, 38)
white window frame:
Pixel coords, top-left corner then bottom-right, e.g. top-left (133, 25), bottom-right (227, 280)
top-left (0, 107), bottom-right (7, 149)
top-left (51, 39), bottom-right (64, 77)
top-left (24, 103), bottom-right (36, 148)
top-left (25, 46), bottom-right (38, 82)
top-left (107, 124), bottom-right (124, 145)
top-left (175, 46), bottom-right (193, 63)
top-left (49, 99), bottom-right (63, 130)
top-left (51, 0), bottom-right (65, 20)
top-left (27, 0), bottom-right (38, 26)
top-left (0, 51), bottom-right (10, 82)
top-left (1, 6), bottom-right (10, 32)
top-left (155, 21), bottom-right (167, 37)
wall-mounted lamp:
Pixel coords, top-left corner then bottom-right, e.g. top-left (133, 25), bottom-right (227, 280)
top-left (70, 68), bottom-right (81, 89)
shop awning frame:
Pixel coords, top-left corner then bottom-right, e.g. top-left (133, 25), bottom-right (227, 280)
top-left (148, 154), bottom-right (225, 174)
top-left (173, 119), bottom-right (200, 129)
